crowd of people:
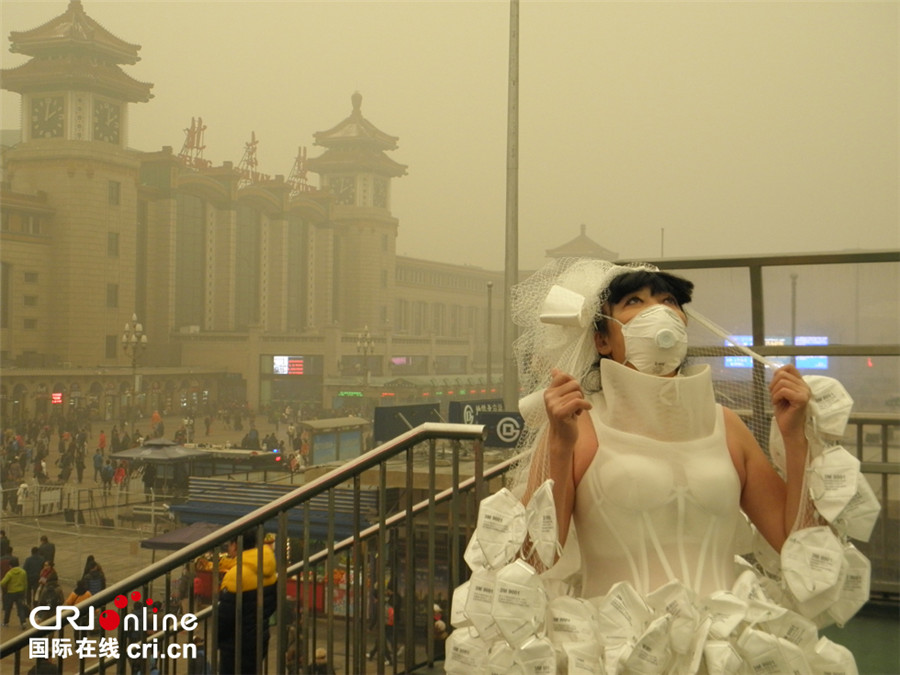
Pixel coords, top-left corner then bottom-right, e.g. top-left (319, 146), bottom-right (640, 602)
top-left (0, 531), bottom-right (106, 631)
top-left (0, 417), bottom-right (146, 503)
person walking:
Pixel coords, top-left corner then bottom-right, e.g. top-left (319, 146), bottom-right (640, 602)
top-left (37, 535), bottom-right (54, 564)
top-left (64, 579), bottom-right (92, 606)
top-left (92, 448), bottom-right (104, 483)
top-left (1, 557), bottom-right (29, 629)
top-left (22, 547), bottom-right (44, 604)
top-left (82, 560), bottom-right (107, 596)
top-left (35, 570), bottom-right (63, 623)
top-left (101, 460), bottom-right (114, 494)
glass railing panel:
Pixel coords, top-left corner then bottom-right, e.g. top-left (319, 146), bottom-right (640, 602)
top-left (762, 262), bottom-right (900, 347)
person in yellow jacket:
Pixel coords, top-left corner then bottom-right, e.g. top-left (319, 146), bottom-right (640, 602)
top-left (216, 530), bottom-right (277, 675)
top-left (1, 557), bottom-right (29, 629)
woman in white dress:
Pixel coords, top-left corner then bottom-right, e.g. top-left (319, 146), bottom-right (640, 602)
top-left (447, 259), bottom-right (870, 675)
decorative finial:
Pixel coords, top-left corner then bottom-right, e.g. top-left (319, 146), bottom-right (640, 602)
top-left (580, 223), bottom-right (586, 235)
top-left (351, 91), bottom-right (362, 113)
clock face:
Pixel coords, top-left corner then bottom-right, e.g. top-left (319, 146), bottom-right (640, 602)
top-left (30, 96), bottom-right (65, 139)
top-left (331, 175), bottom-right (356, 206)
top-left (93, 100), bottom-right (121, 144)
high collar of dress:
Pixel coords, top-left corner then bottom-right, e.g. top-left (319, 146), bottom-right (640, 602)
top-left (597, 359), bottom-right (718, 441)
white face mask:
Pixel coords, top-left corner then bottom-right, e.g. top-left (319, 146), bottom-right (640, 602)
top-left (513, 635), bottom-right (556, 675)
top-left (833, 473), bottom-right (881, 543)
top-left (444, 627), bottom-right (490, 675)
top-left (474, 488), bottom-right (528, 569)
top-left (525, 479), bottom-right (559, 570)
top-left (808, 637), bottom-right (859, 675)
top-left (492, 559), bottom-right (546, 649)
top-left (602, 305), bottom-right (688, 375)
top-left (808, 445), bottom-right (860, 523)
top-left (703, 641), bottom-right (744, 675)
top-left (622, 614), bottom-right (673, 675)
top-left (780, 526), bottom-right (845, 606)
top-left (827, 545), bottom-right (871, 627)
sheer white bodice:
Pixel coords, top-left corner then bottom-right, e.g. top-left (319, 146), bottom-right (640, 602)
top-left (573, 360), bottom-right (742, 598)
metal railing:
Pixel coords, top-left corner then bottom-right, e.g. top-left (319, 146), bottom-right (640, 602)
top-left (0, 422), bottom-right (503, 675)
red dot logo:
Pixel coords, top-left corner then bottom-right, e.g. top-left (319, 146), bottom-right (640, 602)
top-left (113, 595), bottom-right (128, 609)
top-left (98, 610), bottom-right (120, 631)
top-left (130, 591), bottom-right (142, 602)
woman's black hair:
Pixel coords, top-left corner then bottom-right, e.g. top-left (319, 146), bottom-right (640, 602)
top-left (594, 269), bottom-right (694, 334)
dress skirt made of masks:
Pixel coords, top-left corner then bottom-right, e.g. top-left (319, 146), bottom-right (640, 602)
top-left (446, 360), bottom-right (872, 675)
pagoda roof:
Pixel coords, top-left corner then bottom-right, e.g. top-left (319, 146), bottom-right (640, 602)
top-left (1, 53), bottom-right (153, 101)
top-left (313, 92), bottom-right (400, 151)
top-left (306, 147), bottom-right (407, 178)
top-left (546, 224), bottom-right (619, 260)
top-left (8, 1), bottom-right (143, 64)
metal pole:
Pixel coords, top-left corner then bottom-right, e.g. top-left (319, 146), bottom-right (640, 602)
top-left (502, 0), bottom-right (520, 411)
top-left (790, 273), bottom-right (798, 366)
top-left (486, 282), bottom-right (493, 388)
top-left (132, 354), bottom-right (138, 431)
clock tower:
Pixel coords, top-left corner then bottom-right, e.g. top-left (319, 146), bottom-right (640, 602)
top-left (3, 0), bottom-right (152, 146)
top-left (308, 92), bottom-right (407, 332)
top-left (1, 0), bottom-right (154, 367)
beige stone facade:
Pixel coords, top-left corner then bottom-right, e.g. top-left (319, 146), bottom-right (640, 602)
top-left (1, 0), bottom-right (509, 422)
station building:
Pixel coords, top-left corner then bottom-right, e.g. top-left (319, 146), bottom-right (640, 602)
top-left (0, 0), bottom-right (532, 422)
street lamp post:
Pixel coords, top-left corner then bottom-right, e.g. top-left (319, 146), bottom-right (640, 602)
top-left (790, 273), bottom-right (798, 366)
top-left (486, 282), bottom-right (493, 389)
top-left (122, 313), bottom-right (148, 431)
top-left (357, 325), bottom-right (375, 387)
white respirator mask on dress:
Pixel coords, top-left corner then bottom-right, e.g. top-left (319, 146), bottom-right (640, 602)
top-left (601, 304), bottom-right (688, 376)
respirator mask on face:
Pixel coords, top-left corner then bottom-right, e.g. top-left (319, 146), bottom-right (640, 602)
top-left (601, 305), bottom-right (688, 376)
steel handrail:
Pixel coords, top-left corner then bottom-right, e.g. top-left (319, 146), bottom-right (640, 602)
top-left (0, 422), bottom-right (486, 661)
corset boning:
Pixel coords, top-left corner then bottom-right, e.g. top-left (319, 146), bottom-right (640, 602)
top-left (573, 364), bottom-right (742, 599)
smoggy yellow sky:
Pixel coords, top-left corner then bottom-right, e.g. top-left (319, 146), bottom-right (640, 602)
top-left (2, 1), bottom-right (897, 270)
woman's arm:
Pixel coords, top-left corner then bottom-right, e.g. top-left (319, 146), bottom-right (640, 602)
top-left (726, 365), bottom-right (811, 552)
top-left (522, 369), bottom-right (596, 549)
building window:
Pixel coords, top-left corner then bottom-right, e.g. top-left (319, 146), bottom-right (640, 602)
top-left (105, 335), bottom-right (117, 358)
top-left (108, 181), bottom-right (121, 205)
top-left (24, 318), bottom-right (37, 330)
top-left (22, 215), bottom-right (41, 235)
top-left (23, 295), bottom-right (37, 307)
top-left (106, 283), bottom-right (119, 308)
top-left (24, 271), bottom-right (38, 283)
top-left (108, 231), bottom-right (119, 257)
